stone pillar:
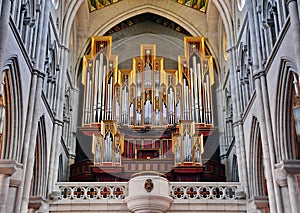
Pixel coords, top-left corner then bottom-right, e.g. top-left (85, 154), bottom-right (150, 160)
top-left (227, 46), bottom-right (249, 196)
top-left (0, 160), bottom-right (18, 213)
top-left (275, 160), bottom-right (300, 213)
top-left (0, 0), bottom-right (10, 66)
top-left (6, 163), bottom-right (23, 213)
top-left (286, 0), bottom-right (300, 77)
top-left (20, 71), bottom-right (45, 213)
top-left (247, 1), bottom-right (283, 212)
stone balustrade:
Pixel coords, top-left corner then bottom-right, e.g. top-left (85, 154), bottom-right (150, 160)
top-left (169, 182), bottom-right (239, 200)
top-left (51, 182), bottom-right (245, 212)
top-left (57, 182), bottom-right (127, 200)
top-left (56, 182), bottom-right (239, 201)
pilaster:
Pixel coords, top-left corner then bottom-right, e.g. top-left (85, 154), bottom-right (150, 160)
top-left (286, 0), bottom-right (300, 78)
top-left (275, 160), bottom-right (300, 213)
top-left (0, 160), bottom-right (19, 213)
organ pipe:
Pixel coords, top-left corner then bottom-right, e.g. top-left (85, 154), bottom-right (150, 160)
top-left (83, 37), bottom-right (214, 128)
top-left (197, 61), bottom-right (203, 123)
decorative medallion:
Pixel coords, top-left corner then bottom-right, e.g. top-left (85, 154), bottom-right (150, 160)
top-left (144, 179), bottom-right (154, 192)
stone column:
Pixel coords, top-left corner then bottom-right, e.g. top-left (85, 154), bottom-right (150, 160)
top-left (0, 0), bottom-right (10, 66)
top-left (7, 163), bottom-right (23, 213)
top-left (286, 0), bottom-right (300, 77)
top-left (247, 1), bottom-right (283, 212)
top-left (0, 160), bottom-right (18, 213)
top-left (275, 160), bottom-right (300, 213)
top-left (20, 71), bottom-right (45, 213)
top-left (227, 45), bottom-right (249, 196)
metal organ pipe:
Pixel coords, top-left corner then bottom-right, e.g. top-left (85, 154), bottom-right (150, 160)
top-left (168, 87), bottom-right (175, 124)
top-left (197, 62), bottom-right (203, 123)
top-left (106, 76), bottom-right (113, 120)
top-left (137, 72), bottom-right (142, 97)
top-left (192, 56), bottom-right (199, 122)
top-left (93, 58), bottom-right (100, 122)
top-left (85, 71), bottom-right (91, 123)
top-left (205, 74), bottom-right (212, 124)
top-left (122, 86), bottom-right (128, 124)
top-left (98, 54), bottom-right (104, 121)
top-left (101, 64), bottom-right (106, 120)
top-left (190, 67), bottom-right (195, 120)
top-left (183, 79), bottom-right (189, 119)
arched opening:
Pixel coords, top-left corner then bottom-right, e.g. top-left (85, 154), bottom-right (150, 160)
top-left (30, 117), bottom-right (47, 198)
top-left (276, 59), bottom-right (300, 161)
top-left (0, 58), bottom-right (22, 162)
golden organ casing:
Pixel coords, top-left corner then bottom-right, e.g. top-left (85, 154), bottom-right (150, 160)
top-left (77, 36), bottom-right (222, 182)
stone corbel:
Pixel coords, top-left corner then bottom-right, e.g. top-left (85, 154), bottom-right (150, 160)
top-left (252, 196), bottom-right (269, 209)
top-left (276, 160), bottom-right (300, 176)
top-left (28, 196), bottom-right (48, 212)
top-left (9, 162), bottom-right (23, 188)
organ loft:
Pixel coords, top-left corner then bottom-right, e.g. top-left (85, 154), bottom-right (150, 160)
top-left (72, 36), bottom-right (225, 182)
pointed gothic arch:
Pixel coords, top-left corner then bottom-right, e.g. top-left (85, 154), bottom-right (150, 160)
top-left (30, 116), bottom-right (47, 198)
top-left (249, 117), bottom-right (268, 198)
top-left (275, 58), bottom-right (300, 161)
top-left (0, 56), bottom-right (23, 162)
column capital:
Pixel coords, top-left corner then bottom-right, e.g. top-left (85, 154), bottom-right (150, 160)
top-left (0, 160), bottom-right (21, 176)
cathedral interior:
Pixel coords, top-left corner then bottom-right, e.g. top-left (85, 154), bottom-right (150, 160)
top-left (0, 0), bottom-right (299, 212)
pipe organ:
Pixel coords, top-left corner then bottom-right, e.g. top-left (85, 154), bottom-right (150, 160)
top-left (80, 36), bottom-right (216, 181)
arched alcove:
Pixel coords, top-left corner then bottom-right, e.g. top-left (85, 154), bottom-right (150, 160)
top-left (276, 58), bottom-right (300, 161)
top-left (0, 57), bottom-right (23, 162)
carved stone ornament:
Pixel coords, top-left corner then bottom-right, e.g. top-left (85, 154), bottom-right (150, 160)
top-left (144, 178), bottom-right (154, 192)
